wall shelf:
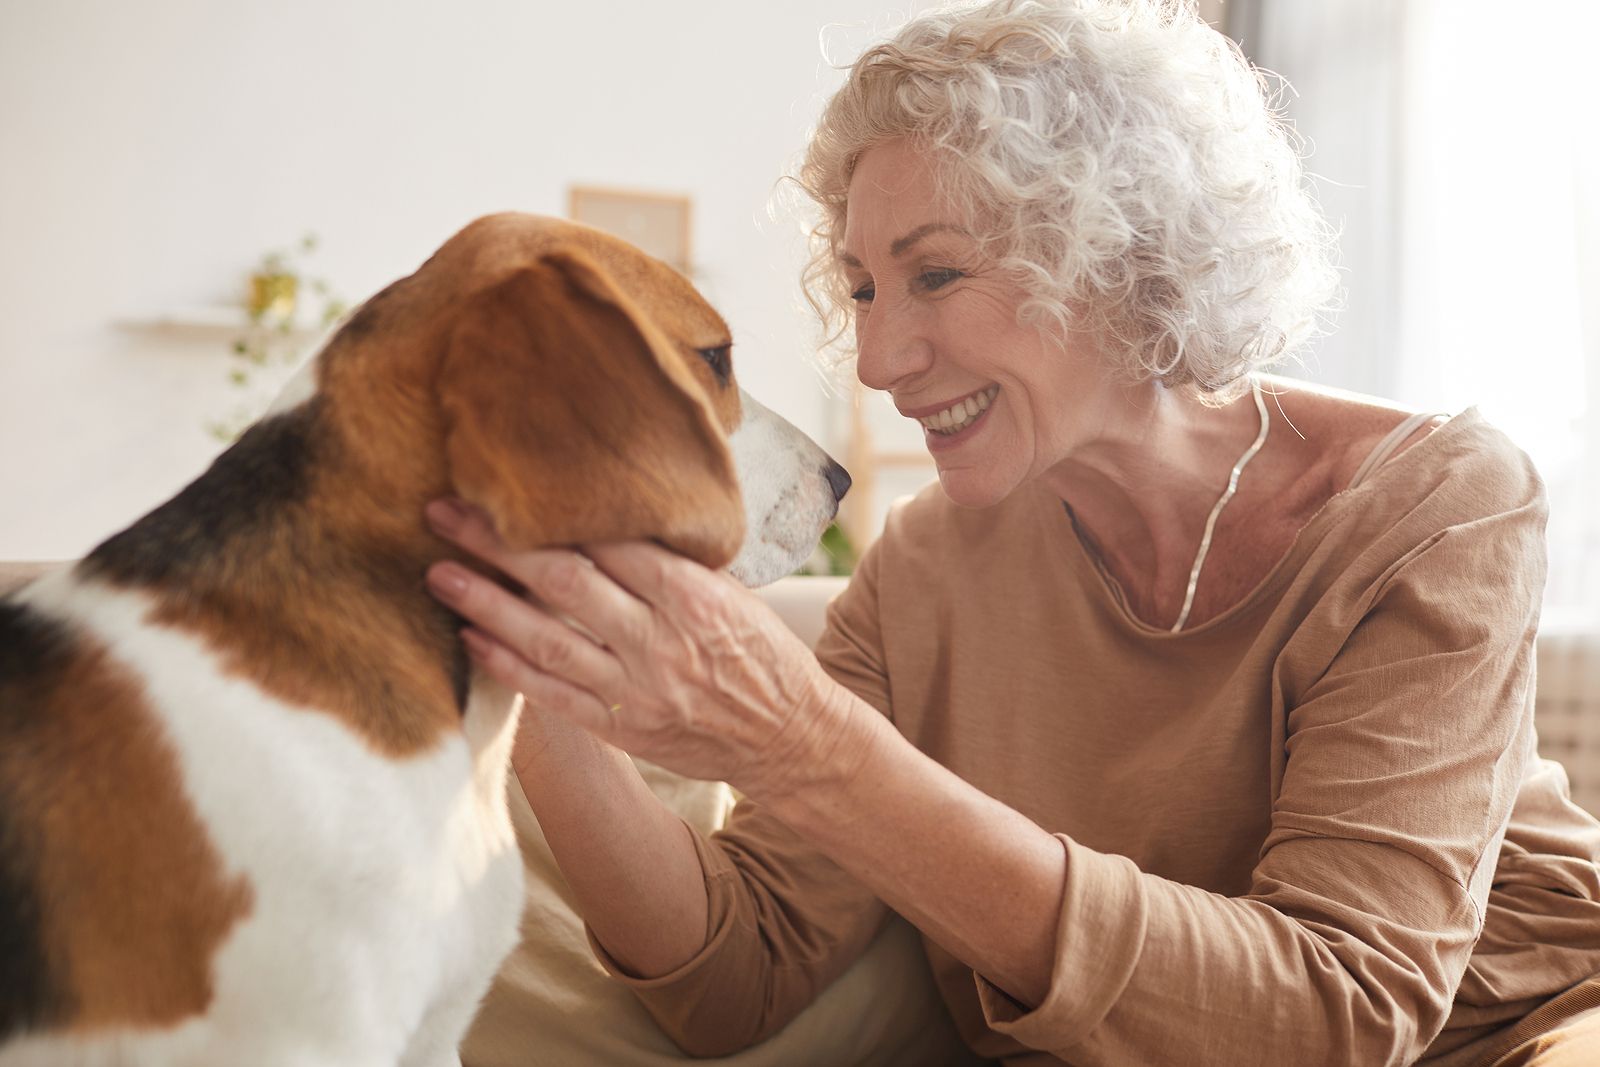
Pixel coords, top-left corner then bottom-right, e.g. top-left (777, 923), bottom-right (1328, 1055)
top-left (113, 307), bottom-right (318, 341)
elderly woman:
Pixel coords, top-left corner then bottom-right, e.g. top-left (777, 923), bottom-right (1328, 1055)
top-left (425, 1), bottom-right (1600, 1064)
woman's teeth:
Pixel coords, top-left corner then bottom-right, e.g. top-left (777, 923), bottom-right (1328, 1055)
top-left (918, 385), bottom-right (998, 435)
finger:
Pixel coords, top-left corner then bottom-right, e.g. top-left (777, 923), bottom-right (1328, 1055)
top-left (427, 562), bottom-right (625, 693)
top-left (582, 540), bottom-right (707, 610)
top-left (461, 628), bottom-right (621, 739)
top-left (428, 498), bottom-right (649, 644)
top-left (425, 498), bottom-right (591, 605)
top-left (509, 549), bottom-right (652, 649)
top-left (584, 542), bottom-right (751, 645)
top-left (424, 497), bottom-right (525, 574)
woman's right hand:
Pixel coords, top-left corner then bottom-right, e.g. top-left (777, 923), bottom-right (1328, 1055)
top-left (421, 498), bottom-right (724, 977)
top-left (422, 497), bottom-right (866, 802)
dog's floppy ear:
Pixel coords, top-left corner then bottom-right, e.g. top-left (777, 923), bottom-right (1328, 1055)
top-left (438, 248), bottom-right (744, 567)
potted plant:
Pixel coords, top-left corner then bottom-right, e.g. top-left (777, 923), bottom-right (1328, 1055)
top-left (209, 233), bottom-right (347, 441)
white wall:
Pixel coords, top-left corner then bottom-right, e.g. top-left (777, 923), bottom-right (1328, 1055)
top-left (0, 0), bottom-right (937, 559)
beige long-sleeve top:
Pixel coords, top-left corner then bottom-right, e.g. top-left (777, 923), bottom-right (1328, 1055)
top-left (595, 409), bottom-right (1600, 1066)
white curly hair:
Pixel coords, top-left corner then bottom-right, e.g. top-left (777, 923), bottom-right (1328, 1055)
top-left (796, 0), bottom-right (1340, 400)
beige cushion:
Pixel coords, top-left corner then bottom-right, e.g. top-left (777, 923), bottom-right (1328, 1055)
top-left (0, 560), bottom-right (66, 597)
top-left (463, 763), bottom-right (983, 1067)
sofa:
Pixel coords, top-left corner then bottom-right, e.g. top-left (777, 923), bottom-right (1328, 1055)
top-left (0, 562), bottom-right (986, 1066)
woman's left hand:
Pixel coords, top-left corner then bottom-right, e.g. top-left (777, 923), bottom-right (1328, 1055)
top-left (422, 498), bottom-right (858, 795)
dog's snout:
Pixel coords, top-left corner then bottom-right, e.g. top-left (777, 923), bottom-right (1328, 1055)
top-left (725, 389), bottom-right (851, 586)
top-left (824, 461), bottom-right (852, 504)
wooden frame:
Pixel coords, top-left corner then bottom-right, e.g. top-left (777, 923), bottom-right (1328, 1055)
top-left (839, 378), bottom-right (937, 553)
top-left (568, 186), bottom-right (693, 274)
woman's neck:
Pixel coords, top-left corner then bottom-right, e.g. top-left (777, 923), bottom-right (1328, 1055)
top-left (1040, 378), bottom-right (1279, 628)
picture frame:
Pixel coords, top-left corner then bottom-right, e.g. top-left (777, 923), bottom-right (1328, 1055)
top-left (568, 186), bottom-right (693, 274)
top-left (840, 380), bottom-right (937, 553)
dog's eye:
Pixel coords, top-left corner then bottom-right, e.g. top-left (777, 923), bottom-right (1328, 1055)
top-left (697, 344), bottom-right (732, 385)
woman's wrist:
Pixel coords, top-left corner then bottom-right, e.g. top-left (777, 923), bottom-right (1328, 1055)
top-left (744, 674), bottom-right (895, 815)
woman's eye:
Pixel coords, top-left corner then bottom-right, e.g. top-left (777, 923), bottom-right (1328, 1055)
top-left (849, 268), bottom-right (961, 305)
top-left (917, 268), bottom-right (964, 291)
top-left (696, 344), bottom-right (732, 384)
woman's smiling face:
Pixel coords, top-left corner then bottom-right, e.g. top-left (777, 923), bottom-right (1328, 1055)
top-left (841, 140), bottom-right (1108, 509)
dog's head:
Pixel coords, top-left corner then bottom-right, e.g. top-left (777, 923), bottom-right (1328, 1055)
top-left (311, 213), bottom-right (847, 586)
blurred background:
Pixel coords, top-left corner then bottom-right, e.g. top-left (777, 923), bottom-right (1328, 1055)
top-left (1, 0), bottom-right (1596, 631)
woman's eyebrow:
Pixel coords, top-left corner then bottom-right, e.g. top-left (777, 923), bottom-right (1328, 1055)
top-left (840, 222), bottom-right (969, 268)
top-left (890, 222), bottom-right (966, 256)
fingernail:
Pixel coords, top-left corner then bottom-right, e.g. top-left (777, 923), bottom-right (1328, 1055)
top-left (426, 498), bottom-right (467, 534)
top-left (427, 563), bottom-right (468, 600)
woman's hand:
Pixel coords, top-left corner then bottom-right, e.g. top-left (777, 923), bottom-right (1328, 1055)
top-left (422, 498), bottom-right (862, 796)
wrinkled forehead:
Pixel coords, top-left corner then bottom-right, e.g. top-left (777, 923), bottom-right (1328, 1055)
top-left (434, 215), bottom-right (732, 339)
top-left (561, 226), bottom-right (743, 432)
top-left (411, 214), bottom-right (744, 432)
top-left (841, 141), bottom-right (974, 264)
top-left (587, 236), bottom-right (728, 339)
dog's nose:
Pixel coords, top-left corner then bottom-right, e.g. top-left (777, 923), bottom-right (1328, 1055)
top-left (823, 461), bottom-right (852, 503)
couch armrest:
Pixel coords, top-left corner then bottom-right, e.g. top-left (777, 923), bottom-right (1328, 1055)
top-left (0, 560), bottom-right (69, 598)
top-left (756, 576), bottom-right (849, 651)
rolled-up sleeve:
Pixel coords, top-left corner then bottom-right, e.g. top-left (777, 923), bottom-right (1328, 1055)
top-left (586, 809), bottom-right (889, 1055)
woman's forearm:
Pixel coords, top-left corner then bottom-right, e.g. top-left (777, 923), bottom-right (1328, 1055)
top-left (518, 674), bottom-right (1064, 1008)
top-left (514, 707), bottom-right (711, 978)
top-left (757, 686), bottom-right (1068, 1008)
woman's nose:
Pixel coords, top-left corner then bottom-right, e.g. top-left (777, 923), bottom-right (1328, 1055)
top-left (854, 302), bottom-right (933, 392)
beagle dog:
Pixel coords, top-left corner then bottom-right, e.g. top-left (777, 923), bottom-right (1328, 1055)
top-left (0, 213), bottom-right (850, 1066)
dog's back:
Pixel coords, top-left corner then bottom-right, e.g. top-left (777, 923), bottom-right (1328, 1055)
top-left (0, 410), bottom-right (525, 1066)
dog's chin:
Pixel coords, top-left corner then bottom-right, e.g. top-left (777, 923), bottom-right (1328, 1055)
top-left (725, 539), bottom-right (814, 588)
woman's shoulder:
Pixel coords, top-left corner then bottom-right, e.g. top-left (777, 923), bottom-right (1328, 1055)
top-left (1260, 377), bottom-right (1437, 485)
top-left (1216, 381), bottom-right (1544, 620)
top-left (1263, 377), bottom-right (1542, 516)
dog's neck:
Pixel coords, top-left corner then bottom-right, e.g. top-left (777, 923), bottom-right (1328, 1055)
top-left (81, 397), bottom-right (472, 756)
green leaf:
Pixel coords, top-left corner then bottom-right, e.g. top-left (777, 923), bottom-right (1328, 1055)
top-left (819, 522), bottom-right (858, 575)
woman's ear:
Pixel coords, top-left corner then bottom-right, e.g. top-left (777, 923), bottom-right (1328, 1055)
top-left (437, 248), bottom-right (745, 568)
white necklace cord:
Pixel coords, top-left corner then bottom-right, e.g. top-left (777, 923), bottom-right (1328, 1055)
top-left (1170, 377), bottom-right (1270, 633)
